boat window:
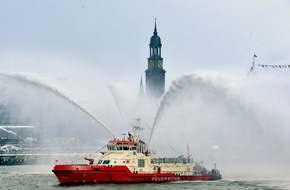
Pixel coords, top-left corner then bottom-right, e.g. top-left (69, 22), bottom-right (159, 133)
top-left (98, 160), bottom-right (103, 164)
top-left (108, 146), bottom-right (117, 150)
top-left (123, 146), bottom-right (129, 150)
top-left (130, 147), bottom-right (136, 150)
top-left (117, 146), bottom-right (122, 150)
top-left (138, 159), bottom-right (145, 167)
top-left (103, 160), bottom-right (110, 164)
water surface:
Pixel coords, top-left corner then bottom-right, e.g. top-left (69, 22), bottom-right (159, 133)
top-left (0, 165), bottom-right (289, 190)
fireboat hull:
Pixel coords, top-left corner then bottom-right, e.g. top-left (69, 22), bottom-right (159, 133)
top-left (53, 164), bottom-right (221, 184)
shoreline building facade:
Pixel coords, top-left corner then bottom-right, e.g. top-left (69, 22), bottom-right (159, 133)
top-left (145, 20), bottom-right (166, 99)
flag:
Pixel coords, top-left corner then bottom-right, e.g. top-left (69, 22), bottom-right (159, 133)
top-left (249, 66), bottom-right (253, 72)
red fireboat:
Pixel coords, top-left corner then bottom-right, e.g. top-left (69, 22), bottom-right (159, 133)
top-left (52, 120), bottom-right (222, 184)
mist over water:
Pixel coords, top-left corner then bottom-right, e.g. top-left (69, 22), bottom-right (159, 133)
top-left (0, 59), bottom-right (289, 179)
top-left (148, 73), bottom-right (290, 176)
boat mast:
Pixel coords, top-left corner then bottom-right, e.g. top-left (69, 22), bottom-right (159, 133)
top-left (186, 143), bottom-right (192, 163)
top-left (131, 118), bottom-right (144, 141)
top-left (131, 118), bottom-right (146, 153)
top-left (248, 54), bottom-right (257, 75)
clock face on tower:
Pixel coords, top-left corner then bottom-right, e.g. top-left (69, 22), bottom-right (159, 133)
top-left (158, 60), bottom-right (163, 68)
top-left (149, 60), bottom-right (154, 68)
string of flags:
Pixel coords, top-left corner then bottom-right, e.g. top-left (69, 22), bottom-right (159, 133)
top-left (248, 54), bottom-right (290, 75)
top-left (258, 64), bottom-right (290, 69)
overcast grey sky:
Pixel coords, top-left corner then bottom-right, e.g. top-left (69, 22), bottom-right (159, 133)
top-left (1, 0), bottom-right (290, 87)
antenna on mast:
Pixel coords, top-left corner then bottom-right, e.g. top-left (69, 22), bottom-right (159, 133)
top-left (186, 143), bottom-right (192, 163)
top-left (122, 133), bottom-right (126, 140)
top-left (130, 118), bottom-right (144, 141)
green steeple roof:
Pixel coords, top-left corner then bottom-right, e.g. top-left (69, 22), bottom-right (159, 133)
top-left (150, 19), bottom-right (161, 47)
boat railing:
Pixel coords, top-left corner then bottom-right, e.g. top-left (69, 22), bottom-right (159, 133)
top-left (152, 157), bottom-right (193, 164)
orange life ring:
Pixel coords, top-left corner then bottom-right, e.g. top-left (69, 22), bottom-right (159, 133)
top-left (187, 167), bottom-right (190, 171)
top-left (139, 169), bottom-right (143, 172)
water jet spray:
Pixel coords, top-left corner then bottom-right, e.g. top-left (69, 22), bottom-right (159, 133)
top-left (0, 73), bottom-right (115, 137)
top-left (108, 83), bottom-right (129, 131)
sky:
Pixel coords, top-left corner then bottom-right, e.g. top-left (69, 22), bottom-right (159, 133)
top-left (1, 0), bottom-right (290, 85)
top-left (0, 1), bottom-right (290, 173)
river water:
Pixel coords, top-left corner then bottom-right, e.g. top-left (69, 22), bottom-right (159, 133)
top-left (0, 165), bottom-right (289, 190)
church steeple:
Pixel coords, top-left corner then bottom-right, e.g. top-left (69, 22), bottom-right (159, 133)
top-left (154, 19), bottom-right (157, 35)
top-left (149, 19), bottom-right (162, 58)
top-left (138, 76), bottom-right (144, 97)
top-left (145, 19), bottom-right (166, 99)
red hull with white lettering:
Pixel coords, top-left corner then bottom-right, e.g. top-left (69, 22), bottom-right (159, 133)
top-left (53, 164), bottom-right (219, 184)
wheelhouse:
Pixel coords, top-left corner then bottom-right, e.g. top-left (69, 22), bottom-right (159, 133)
top-left (107, 139), bottom-right (138, 151)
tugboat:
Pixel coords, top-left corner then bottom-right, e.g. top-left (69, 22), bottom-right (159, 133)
top-left (52, 120), bottom-right (222, 183)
